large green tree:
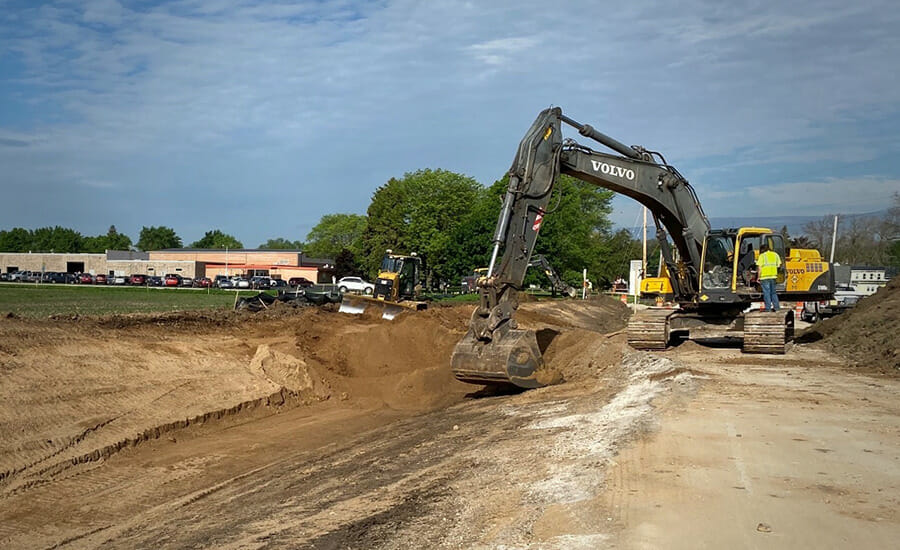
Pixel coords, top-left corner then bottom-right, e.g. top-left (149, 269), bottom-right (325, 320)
top-left (0, 227), bottom-right (36, 252)
top-left (304, 214), bottom-right (367, 259)
top-left (83, 225), bottom-right (133, 252)
top-left (258, 237), bottom-right (304, 250)
top-left (190, 230), bottom-right (243, 249)
top-left (137, 226), bottom-right (182, 251)
top-left (29, 226), bottom-right (84, 253)
top-left (361, 169), bottom-right (482, 284)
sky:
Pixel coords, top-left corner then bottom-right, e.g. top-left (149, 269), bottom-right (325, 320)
top-left (1, 0), bottom-right (899, 247)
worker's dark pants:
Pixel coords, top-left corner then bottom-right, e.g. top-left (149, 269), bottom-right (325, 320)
top-left (760, 278), bottom-right (780, 312)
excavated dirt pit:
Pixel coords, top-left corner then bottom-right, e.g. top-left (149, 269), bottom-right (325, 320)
top-left (0, 297), bottom-right (628, 497)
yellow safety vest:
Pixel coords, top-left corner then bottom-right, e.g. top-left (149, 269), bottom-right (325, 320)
top-left (757, 250), bottom-right (781, 280)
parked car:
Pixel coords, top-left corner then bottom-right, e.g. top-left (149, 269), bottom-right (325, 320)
top-left (44, 272), bottom-right (76, 284)
top-left (194, 277), bottom-right (213, 288)
top-left (164, 274), bottom-right (182, 287)
top-left (231, 277), bottom-right (251, 289)
top-left (180, 277), bottom-right (194, 287)
top-left (94, 274), bottom-right (108, 285)
top-left (250, 276), bottom-right (271, 289)
top-left (270, 278), bottom-right (287, 289)
top-left (112, 275), bottom-right (128, 285)
top-left (0, 273), bottom-right (7, 281)
top-left (288, 277), bottom-right (315, 288)
top-left (801, 285), bottom-right (864, 322)
top-left (146, 276), bottom-right (163, 287)
top-left (129, 274), bottom-right (147, 285)
top-left (78, 273), bottom-right (94, 284)
top-left (217, 278), bottom-right (235, 289)
top-left (337, 276), bottom-right (375, 295)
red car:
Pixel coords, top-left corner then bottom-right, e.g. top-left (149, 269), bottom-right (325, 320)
top-left (78, 273), bottom-right (94, 284)
top-left (94, 274), bottom-right (108, 284)
top-left (164, 274), bottom-right (182, 287)
top-left (288, 277), bottom-right (315, 288)
top-left (129, 274), bottom-right (146, 285)
top-left (194, 277), bottom-right (213, 288)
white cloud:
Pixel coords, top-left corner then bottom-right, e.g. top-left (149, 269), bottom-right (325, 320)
top-left (1, 0), bottom-right (899, 245)
top-left (705, 176), bottom-right (900, 215)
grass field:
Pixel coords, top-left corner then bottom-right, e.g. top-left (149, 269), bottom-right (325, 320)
top-left (0, 283), bottom-right (256, 318)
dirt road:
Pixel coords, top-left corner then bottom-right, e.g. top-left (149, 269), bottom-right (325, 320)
top-left (1, 300), bottom-right (898, 548)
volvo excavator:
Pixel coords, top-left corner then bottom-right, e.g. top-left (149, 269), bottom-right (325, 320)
top-left (451, 107), bottom-right (834, 389)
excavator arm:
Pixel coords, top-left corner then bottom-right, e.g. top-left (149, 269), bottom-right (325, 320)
top-left (451, 107), bottom-right (711, 387)
top-left (528, 254), bottom-right (577, 297)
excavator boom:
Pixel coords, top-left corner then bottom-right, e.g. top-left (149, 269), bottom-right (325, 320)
top-left (452, 107), bottom-right (717, 388)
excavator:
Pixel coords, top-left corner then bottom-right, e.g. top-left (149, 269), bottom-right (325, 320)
top-left (340, 250), bottom-right (427, 319)
top-left (529, 254), bottom-right (578, 297)
top-left (451, 107), bottom-right (834, 389)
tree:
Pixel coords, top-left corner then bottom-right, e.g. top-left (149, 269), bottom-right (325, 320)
top-left (333, 248), bottom-right (361, 279)
top-left (533, 174), bottom-right (615, 285)
top-left (83, 225), bottom-right (133, 252)
top-left (258, 238), bottom-right (304, 250)
top-left (30, 226), bottom-right (84, 253)
top-left (360, 169), bottom-right (482, 285)
top-left (190, 230), bottom-right (243, 249)
top-left (304, 214), bottom-right (367, 259)
top-left (0, 227), bottom-right (35, 252)
top-left (802, 212), bottom-right (894, 266)
top-left (137, 226), bottom-right (182, 251)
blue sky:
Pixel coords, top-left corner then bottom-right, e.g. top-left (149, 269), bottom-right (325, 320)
top-left (1, 0), bottom-right (899, 247)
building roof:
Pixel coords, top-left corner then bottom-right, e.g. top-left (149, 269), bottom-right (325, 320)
top-left (155, 248), bottom-right (303, 253)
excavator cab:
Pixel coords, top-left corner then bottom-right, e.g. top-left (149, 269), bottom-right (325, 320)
top-left (700, 229), bottom-right (787, 295)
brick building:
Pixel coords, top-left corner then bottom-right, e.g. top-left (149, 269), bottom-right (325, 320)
top-left (0, 249), bottom-right (334, 282)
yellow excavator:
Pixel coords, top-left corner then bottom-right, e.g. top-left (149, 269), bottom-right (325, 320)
top-left (339, 250), bottom-right (427, 319)
top-left (451, 107), bottom-right (834, 388)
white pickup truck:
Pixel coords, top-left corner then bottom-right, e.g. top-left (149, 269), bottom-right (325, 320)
top-left (801, 285), bottom-right (864, 322)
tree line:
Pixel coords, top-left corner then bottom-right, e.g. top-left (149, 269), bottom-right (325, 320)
top-left (3, 173), bottom-right (896, 289)
top-left (793, 195), bottom-right (900, 267)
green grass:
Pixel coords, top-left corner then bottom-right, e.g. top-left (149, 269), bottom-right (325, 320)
top-left (0, 283), bottom-right (260, 318)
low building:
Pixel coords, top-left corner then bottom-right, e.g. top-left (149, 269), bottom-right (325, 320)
top-left (148, 249), bottom-right (332, 282)
top-left (1, 249), bottom-right (334, 282)
top-left (849, 266), bottom-right (894, 295)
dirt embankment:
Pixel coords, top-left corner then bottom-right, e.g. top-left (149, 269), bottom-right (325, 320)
top-left (0, 296), bottom-right (627, 495)
top-left (800, 277), bottom-right (900, 372)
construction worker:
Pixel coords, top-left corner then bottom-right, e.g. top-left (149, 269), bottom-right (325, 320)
top-left (755, 242), bottom-right (782, 312)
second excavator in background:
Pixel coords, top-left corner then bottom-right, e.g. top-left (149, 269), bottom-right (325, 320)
top-left (451, 107), bottom-right (834, 389)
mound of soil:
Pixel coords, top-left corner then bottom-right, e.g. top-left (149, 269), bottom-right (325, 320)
top-left (0, 297), bottom-right (627, 491)
top-left (800, 277), bottom-right (900, 371)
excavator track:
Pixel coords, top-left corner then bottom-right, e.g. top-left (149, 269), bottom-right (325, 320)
top-left (626, 309), bottom-right (675, 350)
top-left (742, 310), bottom-right (794, 354)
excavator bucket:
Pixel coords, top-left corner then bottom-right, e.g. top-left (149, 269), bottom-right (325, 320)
top-left (338, 294), bottom-right (427, 320)
top-left (451, 328), bottom-right (557, 389)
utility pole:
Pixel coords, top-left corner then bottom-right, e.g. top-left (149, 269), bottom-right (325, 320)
top-left (829, 215), bottom-right (838, 264)
top-left (642, 206), bottom-right (648, 276)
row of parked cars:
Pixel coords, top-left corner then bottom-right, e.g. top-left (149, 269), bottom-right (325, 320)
top-left (2, 270), bottom-right (322, 290)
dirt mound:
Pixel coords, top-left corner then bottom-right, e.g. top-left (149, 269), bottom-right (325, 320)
top-left (0, 298), bottom-right (628, 492)
top-left (800, 277), bottom-right (900, 371)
